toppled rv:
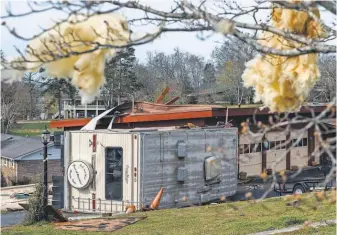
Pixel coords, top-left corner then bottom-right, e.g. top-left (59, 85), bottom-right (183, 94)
top-left (61, 126), bottom-right (238, 213)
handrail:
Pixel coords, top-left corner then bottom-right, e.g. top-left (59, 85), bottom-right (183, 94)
top-left (64, 105), bottom-right (106, 109)
top-left (69, 196), bottom-right (143, 213)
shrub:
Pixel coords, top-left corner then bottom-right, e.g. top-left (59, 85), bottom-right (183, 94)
top-left (9, 176), bottom-right (31, 186)
top-left (17, 176), bottom-right (31, 185)
top-left (1, 170), bottom-right (7, 187)
top-left (23, 180), bottom-right (47, 225)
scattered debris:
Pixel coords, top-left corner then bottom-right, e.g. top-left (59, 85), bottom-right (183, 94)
top-left (125, 204), bottom-right (136, 214)
top-left (45, 205), bottom-right (68, 222)
top-left (54, 217), bottom-right (147, 232)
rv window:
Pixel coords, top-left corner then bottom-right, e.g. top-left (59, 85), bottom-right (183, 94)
top-left (250, 143), bottom-right (261, 153)
top-left (302, 138), bottom-right (308, 147)
top-left (280, 140), bottom-right (286, 149)
top-left (239, 145), bottom-right (244, 154)
top-left (105, 147), bottom-right (123, 201)
top-left (269, 141), bottom-right (275, 150)
top-left (244, 144), bottom-right (250, 154)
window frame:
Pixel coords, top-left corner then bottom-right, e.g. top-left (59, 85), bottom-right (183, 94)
top-left (302, 138), bottom-right (308, 147)
top-left (244, 144), bottom-right (250, 154)
top-left (105, 146), bottom-right (124, 201)
top-left (250, 143), bottom-right (261, 153)
top-left (269, 141), bottom-right (275, 151)
top-left (239, 145), bottom-right (244, 154)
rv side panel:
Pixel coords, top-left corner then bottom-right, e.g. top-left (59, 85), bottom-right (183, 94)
top-left (140, 128), bottom-right (238, 208)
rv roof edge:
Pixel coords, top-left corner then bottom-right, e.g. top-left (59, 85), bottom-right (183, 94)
top-left (81, 107), bottom-right (116, 131)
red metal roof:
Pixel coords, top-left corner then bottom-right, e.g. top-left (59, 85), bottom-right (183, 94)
top-left (49, 102), bottom-right (328, 129)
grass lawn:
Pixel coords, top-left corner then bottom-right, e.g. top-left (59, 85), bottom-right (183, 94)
top-left (3, 193), bottom-right (336, 235)
top-left (8, 121), bottom-right (61, 136)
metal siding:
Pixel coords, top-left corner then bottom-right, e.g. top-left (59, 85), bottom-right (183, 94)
top-left (63, 131), bottom-right (71, 210)
top-left (68, 132), bottom-right (93, 211)
top-left (140, 128), bottom-right (238, 208)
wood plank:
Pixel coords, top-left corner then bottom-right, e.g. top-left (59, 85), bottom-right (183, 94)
top-left (165, 96), bottom-right (180, 105)
top-left (156, 87), bottom-right (169, 103)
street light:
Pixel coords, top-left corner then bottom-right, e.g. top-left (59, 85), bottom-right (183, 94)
top-left (41, 128), bottom-right (50, 145)
top-left (41, 126), bottom-right (50, 219)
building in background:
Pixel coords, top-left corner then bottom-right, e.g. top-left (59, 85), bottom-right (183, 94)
top-left (1, 133), bottom-right (62, 186)
top-left (60, 96), bottom-right (106, 119)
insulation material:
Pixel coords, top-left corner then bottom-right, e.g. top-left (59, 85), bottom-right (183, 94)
top-left (10, 13), bottom-right (130, 104)
top-left (242, 1), bottom-right (325, 112)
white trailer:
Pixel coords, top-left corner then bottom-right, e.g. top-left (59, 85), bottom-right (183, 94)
top-left (63, 127), bottom-right (238, 213)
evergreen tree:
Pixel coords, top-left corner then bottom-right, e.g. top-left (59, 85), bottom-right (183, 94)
top-left (102, 47), bottom-right (141, 108)
top-left (203, 63), bottom-right (216, 86)
top-left (40, 77), bottom-right (76, 119)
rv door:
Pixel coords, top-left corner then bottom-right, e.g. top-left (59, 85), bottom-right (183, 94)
top-left (97, 133), bottom-right (134, 211)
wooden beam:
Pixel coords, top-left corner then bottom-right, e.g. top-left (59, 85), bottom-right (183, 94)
top-left (156, 87), bottom-right (169, 103)
top-left (165, 96), bottom-right (180, 105)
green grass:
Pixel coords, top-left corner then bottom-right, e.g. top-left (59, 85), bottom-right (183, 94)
top-left (8, 121), bottom-right (60, 137)
top-left (1, 209), bottom-right (8, 214)
top-left (2, 193), bottom-right (336, 235)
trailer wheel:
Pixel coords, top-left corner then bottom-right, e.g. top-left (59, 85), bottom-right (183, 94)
top-left (293, 184), bottom-right (305, 195)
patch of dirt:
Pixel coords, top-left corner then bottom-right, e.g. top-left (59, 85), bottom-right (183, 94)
top-left (53, 217), bottom-right (147, 232)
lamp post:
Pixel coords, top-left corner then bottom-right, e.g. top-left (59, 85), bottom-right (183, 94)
top-left (41, 126), bottom-right (50, 218)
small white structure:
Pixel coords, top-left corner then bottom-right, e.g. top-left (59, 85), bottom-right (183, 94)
top-left (63, 127), bottom-right (238, 213)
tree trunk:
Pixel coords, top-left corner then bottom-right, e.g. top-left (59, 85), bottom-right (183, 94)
top-left (28, 73), bottom-right (33, 120)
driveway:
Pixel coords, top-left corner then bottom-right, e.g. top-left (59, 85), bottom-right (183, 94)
top-left (1, 211), bottom-right (27, 227)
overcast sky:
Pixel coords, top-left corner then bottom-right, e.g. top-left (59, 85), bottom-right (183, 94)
top-left (1, 0), bottom-right (335, 63)
top-left (1, 0), bottom-right (225, 62)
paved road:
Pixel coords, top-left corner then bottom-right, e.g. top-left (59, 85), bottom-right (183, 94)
top-left (232, 183), bottom-right (279, 201)
top-left (1, 211), bottom-right (27, 227)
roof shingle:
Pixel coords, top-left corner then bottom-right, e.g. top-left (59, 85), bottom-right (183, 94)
top-left (1, 134), bottom-right (50, 159)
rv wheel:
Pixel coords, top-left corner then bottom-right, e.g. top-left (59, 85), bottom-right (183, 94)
top-left (293, 184), bottom-right (305, 195)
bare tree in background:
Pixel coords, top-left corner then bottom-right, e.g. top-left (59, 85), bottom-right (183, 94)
top-left (22, 71), bottom-right (44, 120)
top-left (1, 82), bottom-right (30, 133)
top-left (310, 54), bottom-right (337, 102)
top-left (212, 38), bottom-right (256, 105)
top-left (141, 49), bottom-right (205, 102)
